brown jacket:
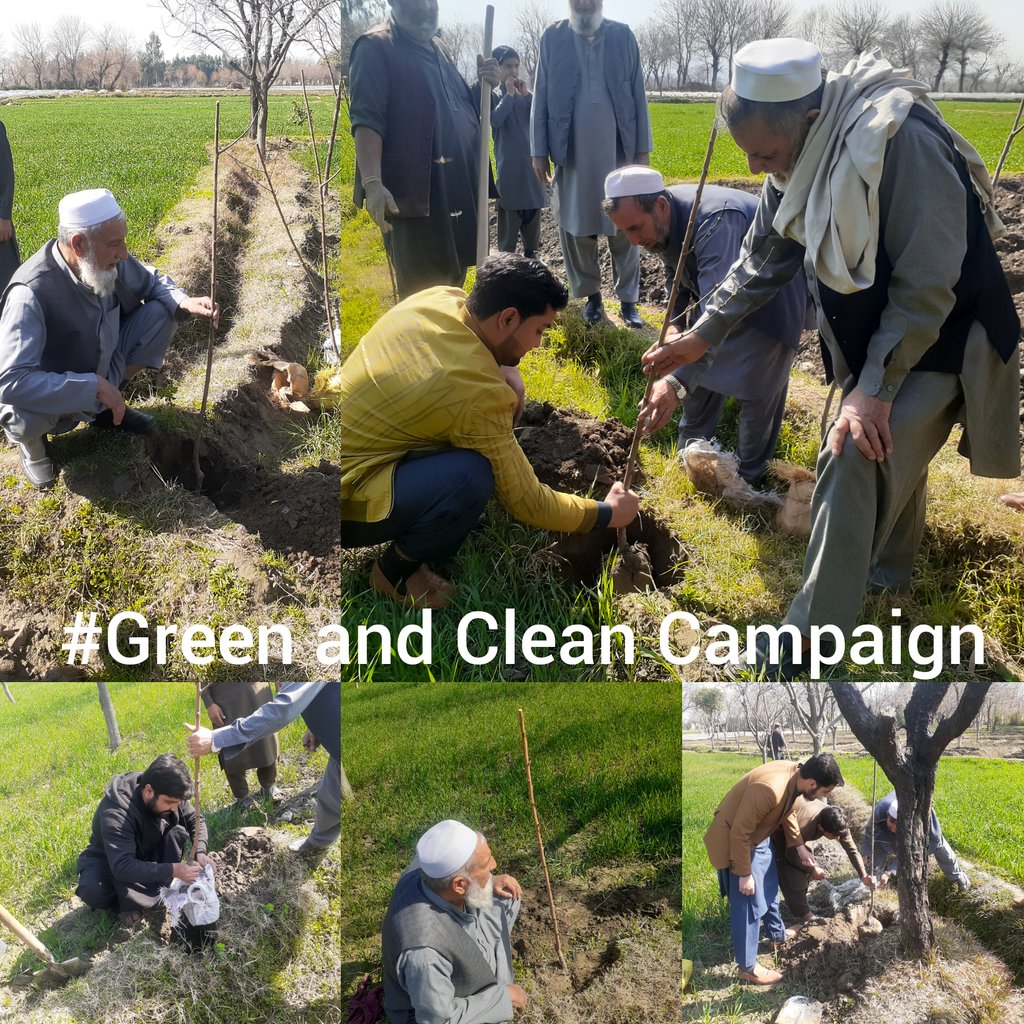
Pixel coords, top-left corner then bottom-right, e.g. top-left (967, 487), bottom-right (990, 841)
top-left (704, 760), bottom-right (803, 875)
top-left (202, 682), bottom-right (279, 773)
top-left (773, 797), bottom-right (866, 877)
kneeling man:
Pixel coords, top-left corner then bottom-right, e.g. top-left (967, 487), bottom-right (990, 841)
top-left (76, 753), bottom-right (210, 924)
top-left (0, 188), bottom-right (219, 488)
top-left (341, 252), bottom-right (640, 608)
top-left (382, 819), bottom-right (526, 1023)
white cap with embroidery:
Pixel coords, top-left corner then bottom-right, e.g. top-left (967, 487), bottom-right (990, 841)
top-left (731, 38), bottom-right (823, 103)
top-left (58, 188), bottom-right (124, 229)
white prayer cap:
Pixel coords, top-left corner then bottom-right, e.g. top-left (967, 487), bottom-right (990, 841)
top-left (605, 165), bottom-right (666, 199)
top-left (416, 820), bottom-right (479, 879)
top-left (731, 38), bottom-right (822, 103)
top-left (887, 799), bottom-right (898, 820)
top-left (58, 188), bottom-right (124, 230)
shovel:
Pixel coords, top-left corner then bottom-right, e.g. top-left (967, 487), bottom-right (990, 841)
top-left (0, 901), bottom-right (91, 986)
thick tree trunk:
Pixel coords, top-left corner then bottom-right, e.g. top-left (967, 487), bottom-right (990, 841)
top-left (96, 683), bottom-right (122, 751)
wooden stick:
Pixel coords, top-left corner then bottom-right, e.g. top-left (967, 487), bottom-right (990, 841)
top-left (190, 681), bottom-right (203, 864)
top-left (476, 5), bottom-right (495, 265)
top-left (616, 122), bottom-right (719, 548)
top-left (518, 709), bottom-right (566, 970)
top-left (193, 100), bottom-right (221, 494)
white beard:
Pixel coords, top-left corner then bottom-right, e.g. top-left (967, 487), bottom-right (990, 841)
top-left (79, 254), bottom-right (118, 298)
top-left (393, 9), bottom-right (439, 43)
top-left (569, 9), bottom-right (603, 35)
top-left (768, 173), bottom-right (789, 192)
top-left (464, 874), bottom-right (494, 910)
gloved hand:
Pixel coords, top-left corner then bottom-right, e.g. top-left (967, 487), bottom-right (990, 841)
top-left (363, 179), bottom-right (399, 234)
top-left (477, 54), bottom-right (501, 89)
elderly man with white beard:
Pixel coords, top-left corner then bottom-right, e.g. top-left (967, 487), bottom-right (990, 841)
top-left (531, 0), bottom-right (651, 329)
top-left (381, 819), bottom-right (527, 1024)
top-left (0, 188), bottom-right (218, 488)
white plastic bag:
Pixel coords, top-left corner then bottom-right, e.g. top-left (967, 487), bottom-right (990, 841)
top-left (679, 439), bottom-right (782, 509)
top-left (159, 863), bottom-right (220, 927)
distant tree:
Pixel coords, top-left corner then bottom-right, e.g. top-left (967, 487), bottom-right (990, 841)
top-left (50, 15), bottom-right (91, 88)
top-left (185, 52), bottom-right (223, 86)
top-left (512, 0), bottom-right (555, 85)
top-left (782, 681), bottom-right (869, 756)
top-left (438, 19), bottom-right (479, 81)
top-left (97, 683), bottom-right (122, 751)
top-left (694, 687), bottom-right (724, 750)
top-left (830, 682), bottom-right (989, 957)
top-left (138, 32), bottom-right (166, 87)
top-left (341, 0), bottom-right (386, 77)
top-left (721, 0), bottom-right (754, 83)
top-left (885, 14), bottom-right (922, 78)
top-left (736, 682), bottom-right (790, 763)
top-left (90, 24), bottom-right (136, 89)
top-left (695, 0), bottom-right (730, 87)
top-left (919, 0), bottom-right (997, 91)
top-left (158, 0), bottom-right (335, 154)
top-left (829, 0), bottom-right (890, 63)
top-left (790, 4), bottom-right (834, 65)
top-left (636, 18), bottom-right (674, 92)
top-left (657, 0), bottom-right (699, 88)
top-left (15, 22), bottom-right (50, 89)
top-left (746, 0), bottom-right (792, 40)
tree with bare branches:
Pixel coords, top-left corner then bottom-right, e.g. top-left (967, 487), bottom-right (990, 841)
top-left (50, 15), bottom-right (91, 88)
top-left (829, 0), bottom-right (889, 63)
top-left (511, 0), bottom-right (554, 85)
top-left (657, 0), bottom-right (699, 88)
top-left (746, 0), bottom-right (792, 41)
top-left (158, 0), bottom-right (334, 153)
top-left (14, 22), bottom-right (49, 90)
top-left (636, 18), bottom-right (674, 92)
top-left (90, 25), bottom-right (136, 90)
top-left (885, 14), bottom-right (922, 78)
top-left (696, 0), bottom-right (730, 87)
top-left (829, 682), bottom-right (989, 957)
top-left (919, 0), bottom-right (996, 92)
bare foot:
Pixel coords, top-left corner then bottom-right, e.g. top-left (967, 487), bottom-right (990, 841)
top-left (370, 561), bottom-right (450, 609)
top-left (1000, 493), bottom-right (1024, 511)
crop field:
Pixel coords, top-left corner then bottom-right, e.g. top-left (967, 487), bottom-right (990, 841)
top-left (342, 681), bottom-right (682, 1023)
top-left (0, 682), bottom-right (338, 1024)
top-left (681, 747), bottom-right (1024, 1022)
top-left (648, 100), bottom-right (1024, 181)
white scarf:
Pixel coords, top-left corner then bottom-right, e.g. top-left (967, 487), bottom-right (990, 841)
top-left (773, 49), bottom-right (1004, 295)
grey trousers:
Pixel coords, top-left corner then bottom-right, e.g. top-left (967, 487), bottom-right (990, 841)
top-left (678, 384), bottom-right (789, 485)
top-left (787, 368), bottom-right (964, 636)
top-left (0, 301), bottom-right (177, 444)
top-left (558, 228), bottom-right (640, 301)
top-left (497, 207), bottom-right (541, 255)
top-left (307, 755), bottom-right (341, 848)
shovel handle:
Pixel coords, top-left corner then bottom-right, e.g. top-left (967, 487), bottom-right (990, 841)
top-left (0, 903), bottom-right (58, 964)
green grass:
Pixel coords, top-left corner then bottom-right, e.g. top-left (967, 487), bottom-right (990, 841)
top-left (648, 101), bottom-right (1024, 182)
top-left (341, 681), bottom-right (681, 990)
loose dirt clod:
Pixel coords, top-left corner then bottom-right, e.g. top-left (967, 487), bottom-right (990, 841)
top-left (612, 542), bottom-right (655, 593)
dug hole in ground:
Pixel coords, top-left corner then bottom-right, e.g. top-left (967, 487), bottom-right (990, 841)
top-left (0, 139), bottom-right (340, 681)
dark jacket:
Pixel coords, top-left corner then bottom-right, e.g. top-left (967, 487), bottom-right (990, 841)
top-left (77, 770), bottom-right (207, 888)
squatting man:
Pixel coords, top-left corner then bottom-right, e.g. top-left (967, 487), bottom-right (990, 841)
top-left (0, 187), bottom-right (219, 489)
top-left (381, 819), bottom-right (526, 1023)
top-left (76, 753), bottom-right (211, 926)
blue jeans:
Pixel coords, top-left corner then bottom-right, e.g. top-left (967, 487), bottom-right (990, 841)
top-left (721, 837), bottom-right (786, 971)
top-left (341, 448), bottom-right (494, 565)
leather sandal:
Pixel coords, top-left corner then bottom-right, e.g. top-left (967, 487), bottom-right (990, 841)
top-left (408, 564), bottom-right (457, 599)
top-left (739, 965), bottom-right (782, 985)
top-left (370, 561), bottom-right (450, 609)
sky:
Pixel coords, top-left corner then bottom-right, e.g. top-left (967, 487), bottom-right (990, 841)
top-left (8, 0), bottom-right (1022, 68)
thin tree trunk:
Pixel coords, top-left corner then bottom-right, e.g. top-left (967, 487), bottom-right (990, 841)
top-left (96, 683), bottom-right (121, 751)
top-left (2, 683), bottom-right (14, 704)
top-left (340, 760), bottom-right (354, 800)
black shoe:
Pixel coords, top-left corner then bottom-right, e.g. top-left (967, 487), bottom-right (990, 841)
top-left (91, 407), bottom-right (157, 435)
top-left (582, 293), bottom-right (604, 324)
top-left (12, 434), bottom-right (57, 489)
top-left (620, 301), bottom-right (644, 329)
top-left (727, 630), bottom-right (806, 682)
top-left (524, 250), bottom-right (542, 263)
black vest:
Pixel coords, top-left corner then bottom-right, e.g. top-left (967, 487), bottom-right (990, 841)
top-left (817, 106), bottom-right (1019, 382)
top-left (301, 681), bottom-right (339, 761)
top-left (381, 869), bottom-right (502, 1024)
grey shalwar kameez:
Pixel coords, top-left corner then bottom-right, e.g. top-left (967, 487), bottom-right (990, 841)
top-left (490, 89), bottom-right (547, 255)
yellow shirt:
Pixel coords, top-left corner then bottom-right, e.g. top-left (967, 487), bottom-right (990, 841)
top-left (341, 287), bottom-right (599, 533)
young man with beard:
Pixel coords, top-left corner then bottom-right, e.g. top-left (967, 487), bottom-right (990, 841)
top-left (349, 0), bottom-right (500, 299)
top-left (381, 820), bottom-right (527, 1024)
top-left (75, 753), bottom-right (211, 925)
top-left (643, 39), bottom-right (1020, 679)
top-left (0, 188), bottom-right (219, 488)
top-left (530, 0), bottom-right (651, 329)
top-left (604, 166), bottom-right (809, 486)
top-left (340, 253), bottom-right (639, 608)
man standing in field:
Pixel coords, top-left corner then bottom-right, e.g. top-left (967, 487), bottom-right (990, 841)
top-left (76, 753), bottom-right (211, 925)
top-left (531, 0), bottom-right (651, 329)
top-left (349, 0), bottom-right (500, 299)
top-left (704, 753), bottom-right (844, 984)
top-left (772, 800), bottom-right (874, 925)
top-left (187, 681), bottom-right (340, 855)
top-left (643, 39), bottom-right (1021, 679)
top-left (0, 119), bottom-right (18, 292)
top-left (0, 187), bottom-right (219, 489)
top-left (381, 819), bottom-right (527, 1023)
top-left (861, 792), bottom-right (970, 891)
top-left (340, 253), bottom-right (640, 609)
top-left (604, 166), bottom-right (808, 486)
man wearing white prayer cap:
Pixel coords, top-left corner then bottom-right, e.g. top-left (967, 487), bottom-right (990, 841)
top-left (643, 37), bottom-right (1020, 681)
top-left (861, 791), bottom-right (970, 892)
top-left (381, 820), bottom-right (527, 1023)
top-left (604, 165), bottom-right (809, 487)
top-left (0, 188), bottom-right (219, 488)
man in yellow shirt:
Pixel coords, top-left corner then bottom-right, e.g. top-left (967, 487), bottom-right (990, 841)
top-left (341, 253), bottom-right (640, 608)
